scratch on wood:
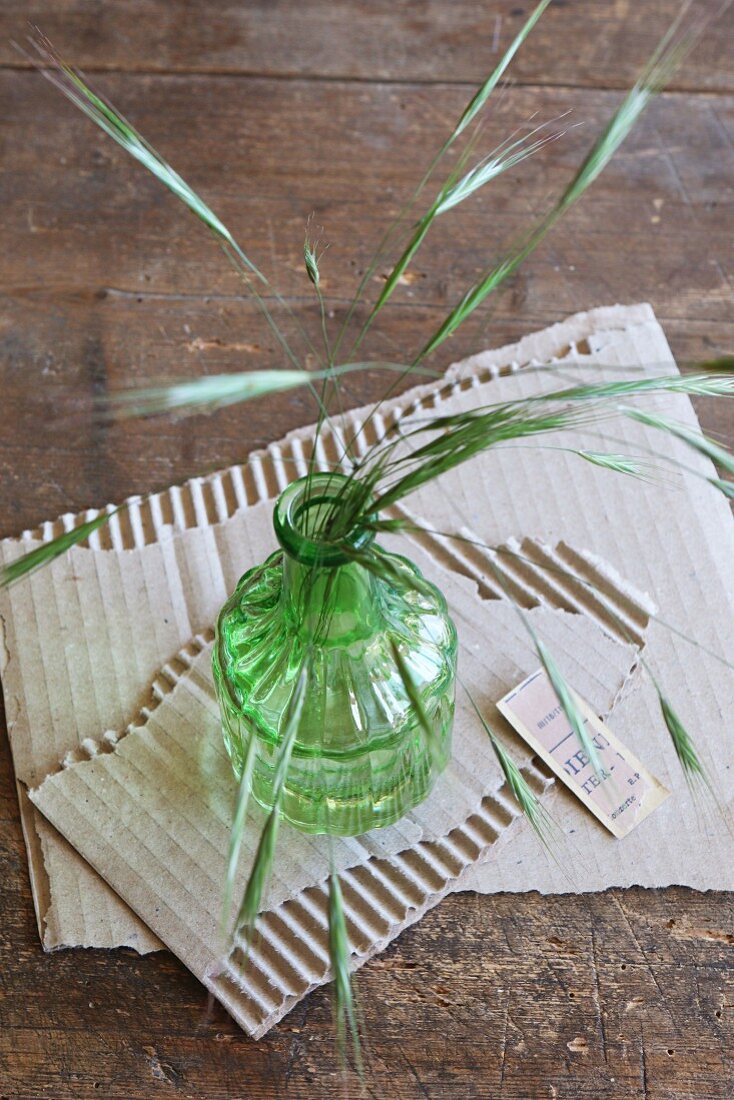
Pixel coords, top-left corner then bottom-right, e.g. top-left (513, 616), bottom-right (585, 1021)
top-left (401, 1046), bottom-right (430, 1100)
top-left (499, 990), bottom-right (510, 1092)
top-left (611, 892), bottom-right (668, 1007)
top-left (640, 1034), bottom-right (650, 1098)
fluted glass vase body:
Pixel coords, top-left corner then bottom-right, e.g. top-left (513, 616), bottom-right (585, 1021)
top-left (212, 474), bottom-right (457, 836)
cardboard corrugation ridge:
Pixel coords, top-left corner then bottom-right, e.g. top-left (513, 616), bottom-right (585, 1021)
top-left (403, 526), bottom-right (655, 650)
top-left (208, 763), bottom-right (548, 1039)
top-left (0, 301), bottom-right (673, 956)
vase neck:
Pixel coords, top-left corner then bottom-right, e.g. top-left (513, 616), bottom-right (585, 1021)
top-left (280, 554), bottom-right (381, 643)
top-left (273, 474), bottom-right (380, 644)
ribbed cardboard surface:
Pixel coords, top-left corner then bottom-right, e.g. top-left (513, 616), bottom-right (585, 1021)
top-left (2, 306), bottom-right (734, 1031)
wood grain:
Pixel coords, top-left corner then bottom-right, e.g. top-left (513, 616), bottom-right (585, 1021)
top-left (1, 70), bottom-right (732, 531)
top-left (1, 2), bottom-right (734, 1097)
top-left (1, 0), bottom-right (732, 92)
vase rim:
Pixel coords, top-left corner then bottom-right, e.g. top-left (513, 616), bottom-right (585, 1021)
top-left (273, 473), bottom-right (376, 566)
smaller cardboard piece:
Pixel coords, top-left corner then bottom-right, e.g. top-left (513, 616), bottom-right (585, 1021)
top-left (31, 589), bottom-right (638, 1036)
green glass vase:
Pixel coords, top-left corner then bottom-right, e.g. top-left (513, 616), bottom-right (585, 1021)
top-left (212, 474), bottom-right (457, 835)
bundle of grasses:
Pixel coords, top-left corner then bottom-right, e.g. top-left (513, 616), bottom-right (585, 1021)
top-left (5, 2), bottom-right (734, 1070)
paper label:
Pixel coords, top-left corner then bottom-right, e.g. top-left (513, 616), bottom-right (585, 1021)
top-left (497, 669), bottom-right (670, 838)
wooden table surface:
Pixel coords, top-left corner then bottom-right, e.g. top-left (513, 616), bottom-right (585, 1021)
top-left (1, 3), bottom-right (733, 1097)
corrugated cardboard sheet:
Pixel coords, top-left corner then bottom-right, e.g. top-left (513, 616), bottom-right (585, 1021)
top-left (2, 304), bottom-right (734, 1035)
